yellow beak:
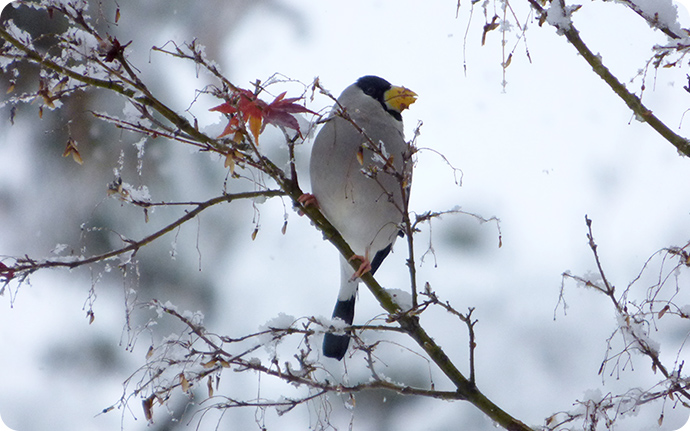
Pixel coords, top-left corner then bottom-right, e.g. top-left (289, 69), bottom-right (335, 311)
top-left (384, 86), bottom-right (418, 113)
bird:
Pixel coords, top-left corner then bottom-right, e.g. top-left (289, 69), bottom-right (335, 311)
top-left (299, 76), bottom-right (417, 360)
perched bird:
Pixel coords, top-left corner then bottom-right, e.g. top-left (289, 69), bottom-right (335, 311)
top-left (299, 76), bottom-right (417, 360)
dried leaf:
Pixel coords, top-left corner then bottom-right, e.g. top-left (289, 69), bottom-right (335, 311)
top-left (207, 376), bottom-right (214, 397)
top-left (180, 373), bottom-right (190, 392)
top-left (231, 131), bottom-right (245, 144)
top-left (482, 15), bottom-right (500, 46)
top-left (142, 396), bottom-right (154, 421)
top-left (356, 147), bottom-right (364, 165)
top-left (52, 77), bottom-right (68, 94)
top-left (202, 359), bottom-right (217, 369)
top-left (224, 151), bottom-right (235, 173)
top-left (62, 138), bottom-right (83, 165)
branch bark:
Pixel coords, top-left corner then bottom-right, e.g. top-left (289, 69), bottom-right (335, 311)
top-left (527, 0), bottom-right (690, 157)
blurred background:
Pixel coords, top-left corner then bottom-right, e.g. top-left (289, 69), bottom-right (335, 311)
top-left (1, 0), bottom-right (690, 430)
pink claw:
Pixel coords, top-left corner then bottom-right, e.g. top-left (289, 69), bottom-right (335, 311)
top-left (349, 252), bottom-right (372, 280)
top-left (297, 193), bottom-right (319, 215)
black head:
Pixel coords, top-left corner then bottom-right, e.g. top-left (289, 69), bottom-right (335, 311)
top-left (355, 75), bottom-right (402, 121)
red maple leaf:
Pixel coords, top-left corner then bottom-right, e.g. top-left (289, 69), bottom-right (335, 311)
top-left (263, 92), bottom-right (314, 132)
top-left (210, 89), bottom-right (314, 143)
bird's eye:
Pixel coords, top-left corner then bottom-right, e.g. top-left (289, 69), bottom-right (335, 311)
top-left (363, 87), bottom-right (376, 97)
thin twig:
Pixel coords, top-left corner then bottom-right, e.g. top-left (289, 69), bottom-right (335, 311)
top-left (526, 0), bottom-right (690, 157)
top-left (5, 191), bottom-right (284, 277)
top-left (583, 216), bottom-right (690, 401)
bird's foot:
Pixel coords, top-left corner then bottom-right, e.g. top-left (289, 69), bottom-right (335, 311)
top-left (349, 253), bottom-right (372, 280)
top-left (297, 193), bottom-right (319, 215)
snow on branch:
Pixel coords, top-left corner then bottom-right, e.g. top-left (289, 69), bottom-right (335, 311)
top-left (557, 216), bottom-right (690, 429)
top-left (525, 0), bottom-right (690, 157)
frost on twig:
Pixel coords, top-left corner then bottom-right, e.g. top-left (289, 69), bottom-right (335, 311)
top-left (108, 300), bottom-right (472, 426)
top-left (556, 216), bottom-right (690, 429)
top-left (514, 0), bottom-right (690, 156)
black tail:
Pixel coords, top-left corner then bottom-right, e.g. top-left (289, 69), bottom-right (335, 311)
top-left (323, 243), bottom-right (394, 360)
top-left (323, 297), bottom-right (355, 360)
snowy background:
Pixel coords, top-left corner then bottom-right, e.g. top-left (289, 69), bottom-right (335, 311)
top-left (1, 0), bottom-right (690, 430)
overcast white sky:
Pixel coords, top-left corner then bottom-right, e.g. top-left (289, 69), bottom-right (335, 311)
top-left (3, 1), bottom-right (690, 431)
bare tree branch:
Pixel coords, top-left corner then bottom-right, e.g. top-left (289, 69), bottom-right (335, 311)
top-left (2, 190), bottom-right (284, 280)
top-left (526, 0), bottom-right (690, 157)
